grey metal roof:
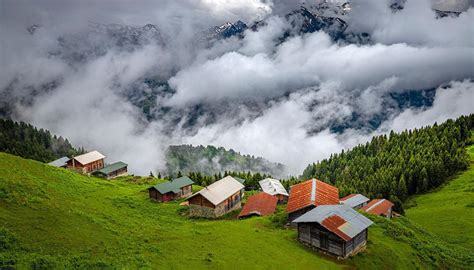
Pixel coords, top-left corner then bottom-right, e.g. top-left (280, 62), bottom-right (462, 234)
top-left (259, 178), bottom-right (289, 196)
top-left (340, 194), bottom-right (370, 208)
top-left (48, 156), bottom-right (70, 167)
top-left (293, 204), bottom-right (373, 239)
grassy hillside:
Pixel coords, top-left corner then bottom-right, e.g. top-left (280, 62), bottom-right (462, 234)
top-left (0, 152), bottom-right (472, 269)
top-left (405, 143), bottom-right (474, 250)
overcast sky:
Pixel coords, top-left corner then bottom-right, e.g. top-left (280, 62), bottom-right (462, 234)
top-left (1, 0), bottom-right (473, 175)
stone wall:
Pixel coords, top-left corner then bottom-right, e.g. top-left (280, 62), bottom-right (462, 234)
top-left (189, 201), bottom-right (242, 218)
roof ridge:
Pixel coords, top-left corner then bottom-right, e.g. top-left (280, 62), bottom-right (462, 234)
top-left (310, 178), bottom-right (317, 202)
top-left (366, 199), bottom-right (385, 212)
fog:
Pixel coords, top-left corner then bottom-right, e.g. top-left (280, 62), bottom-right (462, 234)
top-left (1, 0), bottom-right (473, 175)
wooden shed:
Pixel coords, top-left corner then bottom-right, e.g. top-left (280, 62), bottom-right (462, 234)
top-left (93, 161), bottom-right (128, 179)
top-left (259, 178), bottom-right (289, 203)
top-left (148, 176), bottom-right (194, 202)
top-left (361, 199), bottom-right (394, 218)
top-left (66, 151), bottom-right (105, 174)
top-left (339, 194), bottom-right (370, 209)
top-left (286, 178), bottom-right (339, 223)
top-left (187, 176), bottom-right (245, 218)
top-left (238, 192), bottom-right (278, 219)
top-left (293, 205), bottom-right (373, 258)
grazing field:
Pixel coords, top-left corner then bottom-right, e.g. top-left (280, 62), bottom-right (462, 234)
top-left (405, 144), bottom-right (474, 250)
top-left (0, 152), bottom-right (472, 269)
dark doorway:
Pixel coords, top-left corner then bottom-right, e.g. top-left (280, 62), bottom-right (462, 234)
top-left (320, 233), bottom-right (329, 250)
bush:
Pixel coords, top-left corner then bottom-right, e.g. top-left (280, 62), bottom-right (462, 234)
top-left (0, 254), bottom-right (16, 270)
top-left (30, 255), bottom-right (57, 270)
top-left (0, 228), bottom-right (17, 251)
top-left (270, 209), bottom-right (288, 228)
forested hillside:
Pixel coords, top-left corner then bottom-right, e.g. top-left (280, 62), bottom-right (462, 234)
top-left (165, 145), bottom-right (285, 177)
top-left (0, 119), bottom-right (82, 162)
top-left (301, 114), bottom-right (474, 212)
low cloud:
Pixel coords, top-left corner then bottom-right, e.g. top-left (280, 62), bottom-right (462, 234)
top-left (1, 0), bottom-right (473, 176)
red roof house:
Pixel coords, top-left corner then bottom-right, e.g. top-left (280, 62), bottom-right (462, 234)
top-left (361, 199), bottom-right (394, 218)
top-left (286, 178), bottom-right (339, 222)
top-left (238, 192), bottom-right (278, 219)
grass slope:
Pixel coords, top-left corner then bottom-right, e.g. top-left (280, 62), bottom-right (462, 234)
top-left (0, 152), bottom-right (472, 269)
top-left (405, 144), bottom-right (474, 250)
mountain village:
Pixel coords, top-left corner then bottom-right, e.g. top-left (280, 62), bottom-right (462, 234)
top-left (49, 149), bottom-right (395, 260)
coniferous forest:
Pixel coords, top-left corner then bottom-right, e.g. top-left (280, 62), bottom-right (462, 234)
top-left (300, 114), bottom-right (474, 212)
top-left (0, 119), bottom-right (82, 163)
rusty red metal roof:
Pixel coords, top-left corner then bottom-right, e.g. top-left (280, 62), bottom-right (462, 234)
top-left (361, 199), bottom-right (394, 216)
top-left (321, 214), bottom-right (351, 241)
top-left (339, 194), bottom-right (358, 202)
top-left (238, 192), bottom-right (278, 218)
top-left (286, 179), bottom-right (339, 214)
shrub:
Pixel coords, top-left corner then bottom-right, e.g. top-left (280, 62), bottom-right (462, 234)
top-left (0, 228), bottom-right (17, 251)
top-left (30, 255), bottom-right (57, 270)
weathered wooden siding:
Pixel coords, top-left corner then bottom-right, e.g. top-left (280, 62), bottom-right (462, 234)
top-left (66, 159), bottom-right (104, 174)
top-left (188, 190), bottom-right (242, 218)
top-left (276, 194), bottom-right (288, 204)
top-left (289, 205), bottom-right (315, 224)
top-left (105, 167), bottom-right (128, 179)
top-left (298, 222), bottom-right (368, 258)
top-left (179, 185), bottom-right (192, 198)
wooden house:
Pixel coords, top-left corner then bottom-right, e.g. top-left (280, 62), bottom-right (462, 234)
top-left (148, 176), bottom-right (194, 202)
top-left (187, 176), bottom-right (245, 218)
top-left (93, 161), bottom-right (128, 179)
top-left (361, 199), bottom-right (394, 218)
top-left (286, 178), bottom-right (339, 223)
top-left (48, 156), bottom-right (70, 168)
top-left (259, 178), bottom-right (289, 203)
top-left (339, 194), bottom-right (370, 209)
top-left (293, 204), bottom-right (373, 258)
top-left (66, 151), bottom-right (105, 174)
top-left (238, 192), bottom-right (278, 219)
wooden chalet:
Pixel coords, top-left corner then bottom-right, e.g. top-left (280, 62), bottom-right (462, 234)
top-left (238, 192), bottom-right (278, 219)
top-left (293, 205), bottom-right (373, 258)
top-left (148, 176), bottom-right (194, 202)
top-left (361, 199), bottom-right (394, 218)
top-left (339, 194), bottom-right (370, 209)
top-left (286, 179), bottom-right (339, 222)
top-left (66, 151), bottom-right (105, 174)
top-left (259, 178), bottom-right (289, 203)
top-left (187, 176), bottom-right (245, 218)
top-left (93, 161), bottom-right (128, 179)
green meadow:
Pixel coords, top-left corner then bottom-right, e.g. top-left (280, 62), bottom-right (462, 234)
top-left (405, 144), bottom-right (474, 250)
top-left (0, 152), bottom-right (472, 269)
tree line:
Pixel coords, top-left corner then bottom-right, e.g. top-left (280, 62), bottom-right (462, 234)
top-left (0, 119), bottom-right (83, 163)
top-left (298, 114), bottom-right (474, 213)
top-left (161, 170), bottom-right (273, 190)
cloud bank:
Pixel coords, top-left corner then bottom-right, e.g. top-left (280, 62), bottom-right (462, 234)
top-left (1, 0), bottom-right (473, 175)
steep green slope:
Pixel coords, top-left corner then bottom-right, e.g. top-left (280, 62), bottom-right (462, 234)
top-left (0, 153), bottom-right (340, 269)
top-left (405, 144), bottom-right (474, 250)
top-left (0, 152), bottom-right (472, 269)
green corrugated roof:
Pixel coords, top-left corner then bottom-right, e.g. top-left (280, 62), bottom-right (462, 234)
top-left (234, 177), bottom-right (245, 184)
top-left (151, 176), bottom-right (194, 194)
top-left (95, 162), bottom-right (127, 175)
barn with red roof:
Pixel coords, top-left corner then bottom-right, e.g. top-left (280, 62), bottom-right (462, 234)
top-left (361, 199), bottom-right (394, 218)
top-left (293, 204), bottom-right (373, 258)
top-left (286, 178), bottom-right (339, 222)
top-left (238, 192), bottom-right (278, 219)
